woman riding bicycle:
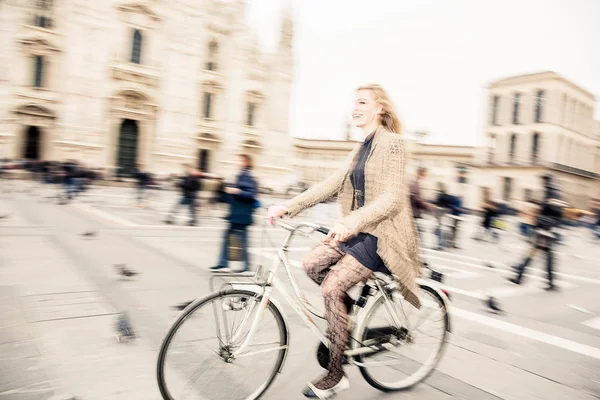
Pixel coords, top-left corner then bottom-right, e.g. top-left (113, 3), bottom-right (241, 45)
top-left (268, 84), bottom-right (422, 399)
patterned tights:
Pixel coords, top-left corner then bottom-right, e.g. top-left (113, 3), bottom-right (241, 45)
top-left (301, 241), bottom-right (374, 390)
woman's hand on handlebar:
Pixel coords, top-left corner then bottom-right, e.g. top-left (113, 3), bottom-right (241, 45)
top-left (267, 205), bottom-right (287, 225)
top-left (328, 223), bottom-right (352, 243)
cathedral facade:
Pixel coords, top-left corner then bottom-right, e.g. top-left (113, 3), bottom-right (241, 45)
top-left (0, 0), bottom-right (295, 183)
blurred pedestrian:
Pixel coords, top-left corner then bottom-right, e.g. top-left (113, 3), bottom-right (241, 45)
top-left (433, 183), bottom-right (457, 250)
top-left (473, 187), bottom-right (498, 243)
top-left (165, 164), bottom-right (217, 226)
top-left (61, 159), bottom-right (77, 204)
top-left (593, 199), bottom-right (600, 239)
top-left (210, 154), bottom-right (258, 273)
top-left (410, 167), bottom-right (434, 244)
top-left (447, 194), bottom-right (465, 249)
top-left (517, 198), bottom-right (539, 243)
top-left (134, 164), bottom-right (150, 207)
top-left (509, 174), bottom-right (565, 291)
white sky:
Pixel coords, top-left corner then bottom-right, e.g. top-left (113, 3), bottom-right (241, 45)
top-left (246, 0), bottom-right (600, 145)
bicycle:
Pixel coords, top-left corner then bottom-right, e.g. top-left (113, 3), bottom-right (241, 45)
top-left (157, 219), bottom-right (451, 400)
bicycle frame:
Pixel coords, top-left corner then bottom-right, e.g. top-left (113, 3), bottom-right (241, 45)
top-left (220, 220), bottom-right (411, 361)
top-left (225, 221), bottom-right (330, 357)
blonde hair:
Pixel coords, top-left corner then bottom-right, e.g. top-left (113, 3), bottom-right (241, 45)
top-left (357, 84), bottom-right (402, 134)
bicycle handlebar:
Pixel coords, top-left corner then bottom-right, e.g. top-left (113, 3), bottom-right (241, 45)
top-left (270, 218), bottom-right (330, 236)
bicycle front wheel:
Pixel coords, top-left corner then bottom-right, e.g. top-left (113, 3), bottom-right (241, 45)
top-left (356, 284), bottom-right (448, 391)
top-left (157, 289), bottom-right (288, 400)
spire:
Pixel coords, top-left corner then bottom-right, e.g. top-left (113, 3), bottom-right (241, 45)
top-left (279, 2), bottom-right (294, 49)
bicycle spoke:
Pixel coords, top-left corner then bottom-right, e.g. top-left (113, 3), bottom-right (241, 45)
top-left (158, 290), bottom-right (288, 400)
top-left (230, 302), bottom-right (259, 345)
top-left (180, 355), bottom-right (222, 398)
top-left (210, 297), bottom-right (226, 348)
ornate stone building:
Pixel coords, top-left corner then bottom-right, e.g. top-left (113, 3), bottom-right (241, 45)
top-left (0, 0), bottom-right (294, 183)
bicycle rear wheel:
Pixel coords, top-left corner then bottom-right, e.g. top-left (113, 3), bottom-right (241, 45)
top-left (356, 284), bottom-right (448, 391)
top-left (157, 289), bottom-right (288, 400)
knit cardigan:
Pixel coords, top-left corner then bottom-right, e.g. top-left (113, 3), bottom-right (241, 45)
top-left (283, 125), bottom-right (422, 308)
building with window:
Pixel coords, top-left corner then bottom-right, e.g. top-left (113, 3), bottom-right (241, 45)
top-left (293, 72), bottom-right (600, 211)
top-left (477, 71), bottom-right (600, 208)
top-left (0, 0), bottom-right (295, 184)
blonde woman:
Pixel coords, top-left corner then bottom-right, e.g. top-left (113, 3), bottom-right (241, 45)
top-left (268, 84), bottom-right (421, 399)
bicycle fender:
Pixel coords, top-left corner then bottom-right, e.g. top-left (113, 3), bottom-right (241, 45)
top-left (416, 278), bottom-right (452, 332)
top-left (227, 283), bottom-right (291, 373)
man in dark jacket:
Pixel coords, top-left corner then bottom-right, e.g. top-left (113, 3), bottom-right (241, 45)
top-left (509, 174), bottom-right (564, 291)
top-left (211, 155), bottom-right (258, 273)
top-left (165, 165), bottom-right (202, 226)
top-left (134, 164), bottom-right (150, 207)
top-left (61, 160), bottom-right (77, 203)
top-left (434, 184), bottom-right (461, 250)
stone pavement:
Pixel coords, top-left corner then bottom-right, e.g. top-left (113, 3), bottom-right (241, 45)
top-left (1, 181), bottom-right (600, 399)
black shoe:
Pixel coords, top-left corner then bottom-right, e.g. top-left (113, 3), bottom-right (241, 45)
top-left (486, 296), bottom-right (503, 314)
top-left (209, 265), bottom-right (230, 272)
top-left (343, 294), bottom-right (355, 313)
top-left (508, 277), bottom-right (521, 285)
top-left (544, 284), bottom-right (558, 292)
top-left (164, 219), bottom-right (174, 225)
top-left (188, 221), bottom-right (196, 226)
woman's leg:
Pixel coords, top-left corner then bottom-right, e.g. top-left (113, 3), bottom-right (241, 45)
top-left (301, 241), bottom-right (344, 285)
top-left (315, 255), bottom-right (373, 390)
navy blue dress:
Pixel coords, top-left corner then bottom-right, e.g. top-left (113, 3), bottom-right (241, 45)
top-left (338, 132), bottom-right (391, 275)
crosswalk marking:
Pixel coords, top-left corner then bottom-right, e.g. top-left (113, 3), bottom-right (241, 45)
top-left (582, 316), bottom-right (600, 330)
top-left (454, 308), bottom-right (600, 361)
top-left (425, 253), bottom-right (600, 285)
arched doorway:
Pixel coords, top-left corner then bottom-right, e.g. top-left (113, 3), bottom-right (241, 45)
top-left (23, 126), bottom-right (42, 160)
top-left (117, 119), bottom-right (139, 176)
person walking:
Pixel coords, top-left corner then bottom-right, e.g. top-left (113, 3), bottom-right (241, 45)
top-left (410, 167), bottom-right (433, 245)
top-left (210, 154), bottom-right (258, 274)
top-left (447, 193), bottom-right (465, 249)
top-left (509, 174), bottom-right (564, 291)
top-left (133, 164), bottom-right (150, 207)
top-left (517, 198), bottom-right (539, 243)
top-left (60, 159), bottom-right (77, 204)
top-left (165, 164), bottom-right (202, 226)
top-left (473, 187), bottom-right (499, 242)
top-left (267, 84), bottom-right (421, 399)
top-left (433, 183), bottom-right (455, 250)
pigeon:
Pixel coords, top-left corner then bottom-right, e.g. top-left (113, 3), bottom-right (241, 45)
top-left (115, 312), bottom-right (136, 342)
top-left (80, 230), bottom-right (97, 238)
top-left (172, 300), bottom-right (194, 311)
top-left (486, 296), bottom-right (504, 314)
top-left (114, 264), bottom-right (140, 278)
